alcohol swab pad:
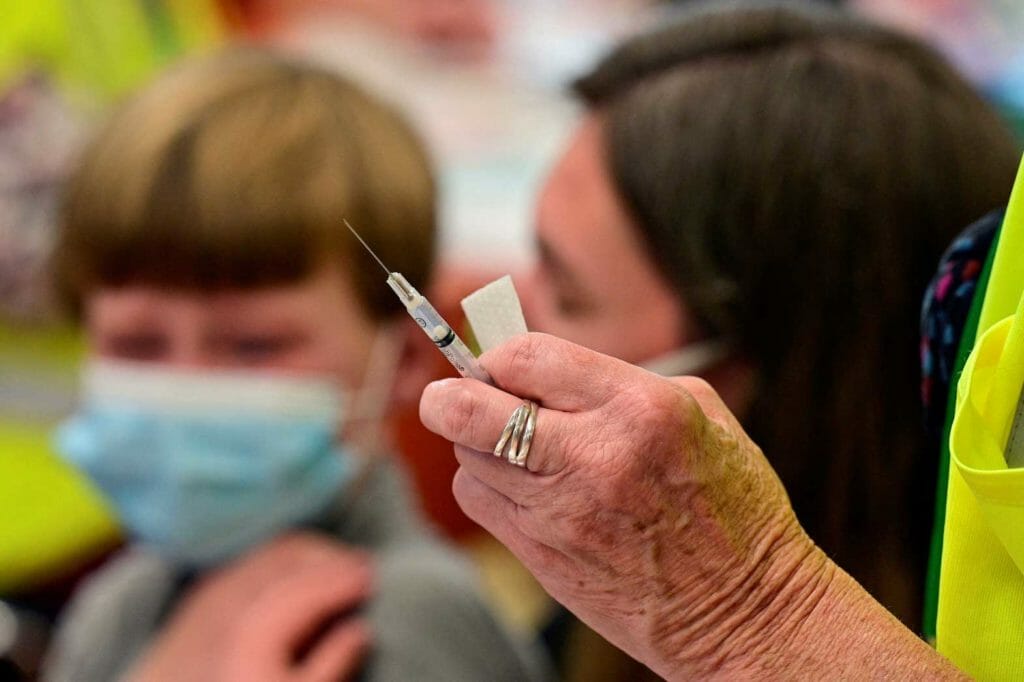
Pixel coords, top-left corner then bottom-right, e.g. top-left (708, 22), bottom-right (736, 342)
top-left (461, 275), bottom-right (528, 353)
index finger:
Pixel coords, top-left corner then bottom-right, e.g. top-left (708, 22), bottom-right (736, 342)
top-left (481, 333), bottom-right (637, 412)
top-left (421, 374), bottom-right (576, 477)
top-left (237, 558), bottom-right (373, 656)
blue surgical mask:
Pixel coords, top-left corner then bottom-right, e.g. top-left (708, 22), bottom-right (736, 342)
top-left (56, 361), bottom-right (355, 567)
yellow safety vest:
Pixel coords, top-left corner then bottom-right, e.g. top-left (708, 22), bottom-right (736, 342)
top-left (939, 154), bottom-right (1024, 678)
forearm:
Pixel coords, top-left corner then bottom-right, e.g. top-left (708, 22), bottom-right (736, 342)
top-left (705, 549), bottom-right (965, 680)
top-left (782, 563), bottom-right (963, 678)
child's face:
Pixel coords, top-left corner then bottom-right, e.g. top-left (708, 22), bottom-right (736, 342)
top-left (84, 263), bottom-right (378, 389)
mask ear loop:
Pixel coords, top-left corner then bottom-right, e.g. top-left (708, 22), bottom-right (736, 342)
top-left (639, 340), bottom-right (731, 377)
top-left (341, 323), bottom-right (404, 448)
top-left (332, 323), bottom-right (407, 509)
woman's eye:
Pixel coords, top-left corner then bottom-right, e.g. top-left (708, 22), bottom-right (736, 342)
top-left (555, 292), bottom-right (593, 318)
top-left (105, 334), bottom-right (168, 361)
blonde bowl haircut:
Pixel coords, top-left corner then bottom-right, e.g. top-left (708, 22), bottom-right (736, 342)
top-left (56, 47), bottom-right (436, 321)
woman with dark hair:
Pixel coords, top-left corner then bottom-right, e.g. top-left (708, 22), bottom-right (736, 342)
top-left (517, 1), bottom-right (1019, 633)
top-left (418, 5), bottom-right (1024, 676)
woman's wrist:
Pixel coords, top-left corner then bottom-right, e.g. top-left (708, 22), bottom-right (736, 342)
top-left (707, 538), bottom-right (965, 680)
top-left (638, 514), bottom-right (823, 679)
top-left (650, 516), bottom-right (963, 681)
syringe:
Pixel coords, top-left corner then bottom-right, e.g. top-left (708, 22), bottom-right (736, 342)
top-left (345, 220), bottom-right (492, 384)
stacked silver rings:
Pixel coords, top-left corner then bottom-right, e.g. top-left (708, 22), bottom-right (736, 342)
top-left (494, 400), bottom-right (538, 468)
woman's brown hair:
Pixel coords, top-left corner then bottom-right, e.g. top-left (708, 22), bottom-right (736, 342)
top-left (576, 2), bottom-right (1020, 628)
top-left (56, 47), bottom-right (436, 321)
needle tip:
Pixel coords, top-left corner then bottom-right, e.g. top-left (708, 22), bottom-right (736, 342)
top-left (343, 219), bottom-right (391, 275)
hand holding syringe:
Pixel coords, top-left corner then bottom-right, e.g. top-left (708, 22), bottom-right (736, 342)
top-left (345, 220), bottom-right (493, 384)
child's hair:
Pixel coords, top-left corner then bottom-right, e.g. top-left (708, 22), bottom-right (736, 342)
top-left (56, 47), bottom-right (436, 321)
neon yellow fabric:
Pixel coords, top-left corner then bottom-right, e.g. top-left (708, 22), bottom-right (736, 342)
top-left (0, 1), bottom-right (65, 91)
top-left (938, 155), bottom-right (1024, 678)
top-left (0, 324), bottom-right (120, 594)
top-left (0, 1), bottom-right (224, 102)
top-left (977, 165), bottom-right (1024, 334)
top-left (0, 420), bottom-right (120, 594)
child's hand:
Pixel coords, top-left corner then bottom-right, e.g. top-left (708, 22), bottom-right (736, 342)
top-left (131, 533), bottom-right (373, 682)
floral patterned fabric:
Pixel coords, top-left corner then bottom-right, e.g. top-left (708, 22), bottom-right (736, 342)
top-left (920, 209), bottom-right (1002, 440)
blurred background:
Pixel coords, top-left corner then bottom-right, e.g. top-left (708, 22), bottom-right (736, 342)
top-left (1, 0), bottom-right (1023, 678)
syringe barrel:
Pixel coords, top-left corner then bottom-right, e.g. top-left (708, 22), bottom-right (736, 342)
top-left (407, 298), bottom-right (492, 384)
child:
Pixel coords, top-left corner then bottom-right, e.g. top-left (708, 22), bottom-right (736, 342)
top-left (46, 47), bottom-right (544, 682)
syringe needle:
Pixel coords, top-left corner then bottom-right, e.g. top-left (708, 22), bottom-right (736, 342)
top-left (343, 218), bottom-right (491, 384)
top-left (344, 219), bottom-right (391, 275)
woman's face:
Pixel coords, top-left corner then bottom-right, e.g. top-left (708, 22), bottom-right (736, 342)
top-left (85, 262), bottom-right (378, 390)
top-left (520, 115), bottom-right (697, 365)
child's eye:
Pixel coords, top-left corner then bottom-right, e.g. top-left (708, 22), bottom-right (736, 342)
top-left (104, 333), bottom-right (169, 361)
top-left (230, 335), bottom-right (299, 364)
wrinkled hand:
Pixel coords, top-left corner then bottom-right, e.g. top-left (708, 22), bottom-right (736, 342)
top-left (131, 533), bottom-right (372, 682)
top-left (420, 333), bottom-right (831, 679)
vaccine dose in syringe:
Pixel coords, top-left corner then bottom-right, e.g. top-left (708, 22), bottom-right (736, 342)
top-left (344, 220), bottom-right (492, 384)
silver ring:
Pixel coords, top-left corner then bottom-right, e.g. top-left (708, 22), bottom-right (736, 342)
top-left (507, 403), bottom-right (529, 463)
top-left (494, 400), bottom-right (538, 468)
top-left (494, 404), bottom-right (527, 457)
top-left (511, 401), bottom-right (538, 468)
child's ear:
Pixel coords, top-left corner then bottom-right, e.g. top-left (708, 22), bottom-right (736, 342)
top-left (389, 316), bottom-right (445, 410)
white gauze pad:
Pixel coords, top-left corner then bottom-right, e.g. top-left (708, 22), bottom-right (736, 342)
top-left (461, 275), bottom-right (528, 353)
